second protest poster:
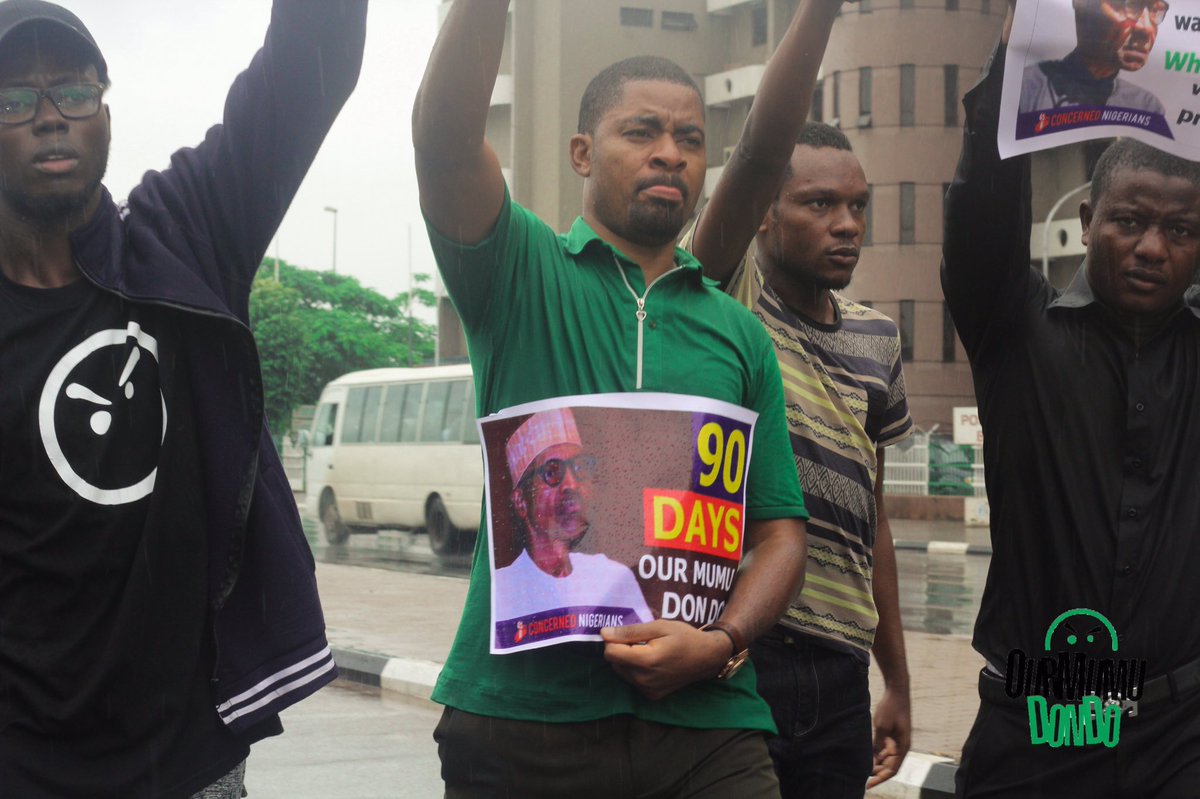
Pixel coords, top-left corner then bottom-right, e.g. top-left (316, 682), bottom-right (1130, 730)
top-left (480, 393), bottom-right (757, 654)
top-left (1000, 0), bottom-right (1199, 159)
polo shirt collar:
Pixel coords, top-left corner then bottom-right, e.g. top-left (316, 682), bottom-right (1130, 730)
top-left (564, 216), bottom-right (704, 275)
top-left (1049, 261), bottom-right (1200, 320)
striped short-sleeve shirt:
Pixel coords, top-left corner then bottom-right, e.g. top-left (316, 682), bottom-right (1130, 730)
top-left (728, 257), bottom-right (913, 660)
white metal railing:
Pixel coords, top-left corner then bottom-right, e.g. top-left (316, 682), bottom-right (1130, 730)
top-left (881, 434), bottom-right (987, 498)
top-left (884, 432), bottom-right (930, 496)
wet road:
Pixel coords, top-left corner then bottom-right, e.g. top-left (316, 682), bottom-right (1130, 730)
top-left (303, 518), bottom-right (987, 637)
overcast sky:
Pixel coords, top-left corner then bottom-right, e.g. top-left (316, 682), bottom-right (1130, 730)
top-left (54, 0), bottom-right (441, 300)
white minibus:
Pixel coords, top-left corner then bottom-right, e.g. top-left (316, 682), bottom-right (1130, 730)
top-left (303, 365), bottom-right (482, 555)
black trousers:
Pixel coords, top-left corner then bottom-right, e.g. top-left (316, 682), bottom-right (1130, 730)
top-left (957, 670), bottom-right (1200, 799)
top-left (434, 707), bottom-right (780, 799)
top-left (750, 631), bottom-right (873, 799)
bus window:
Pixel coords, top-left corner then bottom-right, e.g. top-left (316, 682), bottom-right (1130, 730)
top-left (420, 382), bottom-right (452, 442)
top-left (463, 380), bottom-right (480, 444)
top-left (343, 385), bottom-right (383, 444)
top-left (379, 384), bottom-right (408, 443)
top-left (400, 383), bottom-right (423, 442)
top-left (313, 403), bottom-right (338, 447)
top-left (341, 388), bottom-right (367, 443)
top-left (441, 380), bottom-right (469, 442)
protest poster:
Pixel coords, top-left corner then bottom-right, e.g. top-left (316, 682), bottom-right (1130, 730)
top-left (480, 393), bottom-right (757, 654)
top-left (998, 0), bottom-right (1200, 160)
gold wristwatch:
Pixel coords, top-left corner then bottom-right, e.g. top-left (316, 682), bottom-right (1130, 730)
top-left (702, 620), bottom-right (750, 680)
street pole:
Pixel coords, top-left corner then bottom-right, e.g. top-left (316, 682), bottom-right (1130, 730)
top-left (406, 223), bottom-right (415, 366)
top-left (324, 206), bottom-right (339, 274)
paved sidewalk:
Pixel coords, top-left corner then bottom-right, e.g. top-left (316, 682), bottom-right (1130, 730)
top-left (317, 559), bottom-right (985, 795)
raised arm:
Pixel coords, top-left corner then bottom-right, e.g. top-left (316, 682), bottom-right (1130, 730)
top-left (126, 1), bottom-right (367, 317)
top-left (412, 0), bottom-right (510, 244)
top-left (941, 4), bottom-right (1033, 356)
top-left (690, 0), bottom-right (844, 282)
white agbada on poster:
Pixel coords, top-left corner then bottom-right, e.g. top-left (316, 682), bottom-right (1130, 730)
top-left (999, 0), bottom-right (1200, 159)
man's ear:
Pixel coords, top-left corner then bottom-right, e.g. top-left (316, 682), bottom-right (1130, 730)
top-left (511, 485), bottom-right (528, 523)
top-left (1079, 199), bottom-right (1094, 248)
top-left (569, 133), bottom-right (594, 179)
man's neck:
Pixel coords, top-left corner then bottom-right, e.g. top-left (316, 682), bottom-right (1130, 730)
top-left (762, 262), bottom-right (837, 325)
top-left (1111, 303), bottom-right (1184, 349)
top-left (583, 212), bottom-right (680, 285)
top-left (527, 536), bottom-right (575, 577)
top-left (0, 204), bottom-right (92, 288)
top-left (1071, 48), bottom-right (1119, 81)
top-left (0, 226), bottom-right (79, 288)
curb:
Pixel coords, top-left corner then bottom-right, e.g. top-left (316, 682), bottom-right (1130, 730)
top-left (868, 752), bottom-right (958, 798)
top-left (331, 646), bottom-right (959, 798)
top-left (894, 539), bottom-right (991, 556)
top-left (332, 646), bottom-right (442, 703)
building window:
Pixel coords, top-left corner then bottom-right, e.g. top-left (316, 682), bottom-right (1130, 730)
top-left (860, 0), bottom-right (872, 11)
top-left (812, 82), bottom-right (824, 122)
top-left (900, 64), bottom-right (916, 127)
top-left (943, 302), bottom-right (957, 362)
top-left (857, 67), bottom-right (872, 128)
top-left (662, 11), bottom-right (698, 31)
top-left (900, 182), bottom-right (916, 244)
top-left (752, 3), bottom-right (768, 46)
top-left (901, 0), bottom-right (914, 8)
top-left (946, 0), bottom-right (959, 9)
top-left (864, 184), bottom-right (874, 246)
top-left (944, 65), bottom-right (959, 127)
top-left (981, 0), bottom-right (991, 13)
top-left (831, 71), bottom-right (841, 127)
top-left (620, 7), bottom-right (653, 27)
top-left (900, 300), bottom-right (915, 362)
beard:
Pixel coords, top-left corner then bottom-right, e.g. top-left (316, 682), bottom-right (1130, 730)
top-left (623, 198), bottom-right (688, 247)
top-left (3, 155), bottom-right (107, 226)
top-left (592, 175), bottom-right (691, 248)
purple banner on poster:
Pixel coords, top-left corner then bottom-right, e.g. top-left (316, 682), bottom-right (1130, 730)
top-left (1016, 106), bottom-right (1174, 141)
top-left (494, 606), bottom-right (642, 651)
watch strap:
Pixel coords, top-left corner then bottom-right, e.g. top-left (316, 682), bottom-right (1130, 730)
top-left (703, 619), bottom-right (748, 656)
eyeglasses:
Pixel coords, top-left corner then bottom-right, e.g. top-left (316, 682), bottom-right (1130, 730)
top-left (530, 455), bottom-right (597, 487)
top-left (0, 83), bottom-right (104, 125)
top-left (1115, 0), bottom-right (1169, 25)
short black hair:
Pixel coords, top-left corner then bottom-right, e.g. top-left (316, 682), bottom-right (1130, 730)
top-left (781, 122), bottom-right (853, 182)
top-left (578, 56), bottom-right (701, 134)
top-left (1090, 138), bottom-right (1200, 206)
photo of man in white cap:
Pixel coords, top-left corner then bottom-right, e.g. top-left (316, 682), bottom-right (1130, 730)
top-left (492, 408), bottom-right (653, 626)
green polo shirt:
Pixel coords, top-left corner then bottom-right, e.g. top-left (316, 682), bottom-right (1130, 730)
top-left (427, 192), bottom-right (806, 731)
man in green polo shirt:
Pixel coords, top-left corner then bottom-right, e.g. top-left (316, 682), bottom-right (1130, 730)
top-left (413, 1), bottom-right (839, 796)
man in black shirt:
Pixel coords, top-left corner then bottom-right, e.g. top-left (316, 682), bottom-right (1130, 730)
top-left (0, 2), bottom-right (365, 797)
top-left (944, 5), bottom-right (1200, 798)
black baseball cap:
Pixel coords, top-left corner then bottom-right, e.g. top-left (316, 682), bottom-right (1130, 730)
top-left (0, 0), bottom-right (107, 82)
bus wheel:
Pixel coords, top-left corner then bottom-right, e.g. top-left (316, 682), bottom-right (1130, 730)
top-left (426, 496), bottom-right (470, 556)
top-left (320, 490), bottom-right (351, 545)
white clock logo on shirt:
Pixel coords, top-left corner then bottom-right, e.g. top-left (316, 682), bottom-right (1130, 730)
top-left (38, 323), bottom-right (167, 506)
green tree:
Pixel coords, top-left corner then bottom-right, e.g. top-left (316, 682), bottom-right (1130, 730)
top-left (249, 259), bottom-right (437, 436)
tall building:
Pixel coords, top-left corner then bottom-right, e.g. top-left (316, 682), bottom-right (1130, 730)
top-left (438, 0), bottom-right (1091, 429)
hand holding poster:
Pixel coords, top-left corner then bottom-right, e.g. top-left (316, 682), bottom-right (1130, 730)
top-left (999, 0), bottom-right (1200, 159)
top-left (481, 393), bottom-right (756, 654)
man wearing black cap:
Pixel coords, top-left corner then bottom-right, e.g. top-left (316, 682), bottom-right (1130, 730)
top-left (0, 2), bottom-right (366, 797)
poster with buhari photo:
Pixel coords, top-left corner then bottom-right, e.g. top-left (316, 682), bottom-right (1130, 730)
top-left (478, 393), bottom-right (757, 654)
top-left (999, 0), bottom-right (1200, 160)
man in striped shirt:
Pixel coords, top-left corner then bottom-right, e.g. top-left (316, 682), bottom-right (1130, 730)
top-left (688, 120), bottom-right (913, 796)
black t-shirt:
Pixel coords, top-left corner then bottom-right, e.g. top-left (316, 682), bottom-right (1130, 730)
top-left (0, 274), bottom-right (253, 797)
